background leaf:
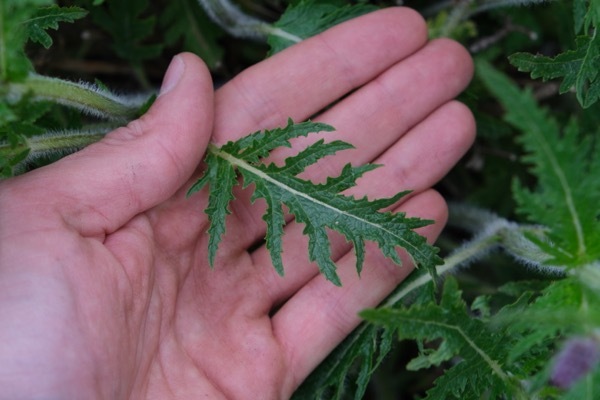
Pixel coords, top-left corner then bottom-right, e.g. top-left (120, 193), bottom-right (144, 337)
top-left (476, 59), bottom-right (600, 267)
top-left (362, 278), bottom-right (522, 399)
top-left (91, 0), bottom-right (163, 66)
top-left (159, 0), bottom-right (223, 70)
top-left (509, 34), bottom-right (600, 108)
top-left (25, 5), bottom-right (88, 48)
top-left (267, 0), bottom-right (377, 54)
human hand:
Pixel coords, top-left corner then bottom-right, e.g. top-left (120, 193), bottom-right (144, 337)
top-left (0, 8), bottom-right (474, 399)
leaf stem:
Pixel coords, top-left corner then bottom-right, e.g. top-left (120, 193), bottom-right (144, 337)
top-left (384, 231), bottom-right (501, 306)
top-left (27, 130), bottom-right (107, 155)
top-left (7, 74), bottom-right (142, 121)
top-left (383, 204), bottom-right (565, 307)
top-left (469, 0), bottom-right (556, 17)
top-left (0, 127), bottom-right (110, 167)
top-left (197, 0), bottom-right (270, 40)
top-left (197, 0), bottom-right (302, 43)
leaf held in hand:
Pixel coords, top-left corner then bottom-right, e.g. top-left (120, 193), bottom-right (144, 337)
top-left (188, 119), bottom-right (441, 286)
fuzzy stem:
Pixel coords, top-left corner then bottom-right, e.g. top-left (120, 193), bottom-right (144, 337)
top-left (469, 0), bottom-right (555, 17)
top-left (383, 204), bottom-right (566, 307)
top-left (197, 0), bottom-right (303, 43)
top-left (0, 127), bottom-right (110, 169)
top-left (197, 0), bottom-right (271, 40)
top-left (383, 232), bottom-right (501, 306)
top-left (449, 203), bottom-right (564, 273)
top-left (7, 74), bottom-right (141, 122)
top-left (439, 0), bottom-right (472, 38)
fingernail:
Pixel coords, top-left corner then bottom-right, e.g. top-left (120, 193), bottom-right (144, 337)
top-left (159, 55), bottom-right (185, 96)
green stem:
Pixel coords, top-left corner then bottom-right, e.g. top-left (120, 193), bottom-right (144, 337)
top-left (383, 232), bottom-right (501, 307)
top-left (439, 0), bottom-right (471, 38)
top-left (8, 74), bottom-right (141, 122)
top-left (469, 0), bottom-right (555, 17)
top-left (197, 0), bottom-right (271, 40)
top-left (27, 131), bottom-right (107, 155)
top-left (0, 128), bottom-right (110, 167)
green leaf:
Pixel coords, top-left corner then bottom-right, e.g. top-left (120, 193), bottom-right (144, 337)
top-left (509, 33), bottom-right (600, 108)
top-left (498, 279), bottom-right (593, 357)
top-left (159, 0), bottom-right (223, 70)
top-left (0, 2), bottom-right (83, 80)
top-left (293, 267), bottom-right (439, 399)
top-left (91, 0), bottom-right (163, 64)
top-left (188, 119), bottom-right (441, 286)
top-left (267, 0), bottom-right (377, 55)
top-left (476, 59), bottom-right (600, 267)
top-left (292, 323), bottom-right (394, 400)
top-left (25, 6), bottom-right (88, 49)
top-left (1, 2), bottom-right (38, 81)
top-left (573, 0), bottom-right (600, 33)
top-left (361, 277), bottom-right (522, 399)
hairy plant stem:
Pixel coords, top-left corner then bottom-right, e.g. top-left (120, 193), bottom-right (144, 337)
top-left (384, 204), bottom-right (565, 307)
top-left (27, 130), bottom-right (107, 155)
top-left (468, 0), bottom-right (555, 17)
top-left (8, 74), bottom-right (141, 121)
top-left (383, 231), bottom-right (501, 306)
top-left (197, 0), bottom-right (301, 43)
top-left (423, 0), bottom-right (555, 31)
top-left (439, 0), bottom-right (471, 38)
top-left (0, 127), bottom-right (110, 166)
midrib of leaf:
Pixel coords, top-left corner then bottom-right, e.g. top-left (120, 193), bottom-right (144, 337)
top-left (263, 26), bottom-right (302, 43)
top-left (209, 144), bottom-right (428, 261)
top-left (396, 314), bottom-right (510, 383)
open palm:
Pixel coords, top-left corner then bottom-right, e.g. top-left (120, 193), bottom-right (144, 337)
top-left (0, 8), bottom-right (474, 399)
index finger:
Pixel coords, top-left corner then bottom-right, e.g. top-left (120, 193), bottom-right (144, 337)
top-left (213, 7), bottom-right (428, 142)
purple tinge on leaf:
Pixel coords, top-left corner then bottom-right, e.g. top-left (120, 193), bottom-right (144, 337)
top-left (550, 336), bottom-right (600, 389)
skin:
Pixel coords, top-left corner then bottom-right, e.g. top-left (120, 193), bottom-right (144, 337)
top-left (0, 8), bottom-right (475, 400)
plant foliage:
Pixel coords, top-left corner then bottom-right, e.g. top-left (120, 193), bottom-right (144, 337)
top-left (477, 60), bottom-right (600, 268)
top-left (91, 0), bottom-right (163, 66)
top-left (25, 5), bottom-right (88, 49)
top-left (509, 0), bottom-right (600, 107)
top-left (267, 0), bottom-right (377, 54)
top-left (0, 1), bottom-right (89, 175)
top-left (187, 119), bottom-right (442, 286)
top-left (362, 278), bottom-right (522, 399)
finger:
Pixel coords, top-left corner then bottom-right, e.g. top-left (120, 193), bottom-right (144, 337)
top-left (7, 53), bottom-right (214, 237)
top-left (312, 39), bottom-right (473, 170)
top-left (252, 100), bottom-right (475, 303)
top-left (271, 38), bottom-right (474, 180)
top-left (272, 189), bottom-right (448, 393)
top-left (213, 7), bottom-right (428, 142)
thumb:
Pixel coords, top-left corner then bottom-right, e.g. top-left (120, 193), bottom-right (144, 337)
top-left (23, 53), bottom-right (214, 235)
